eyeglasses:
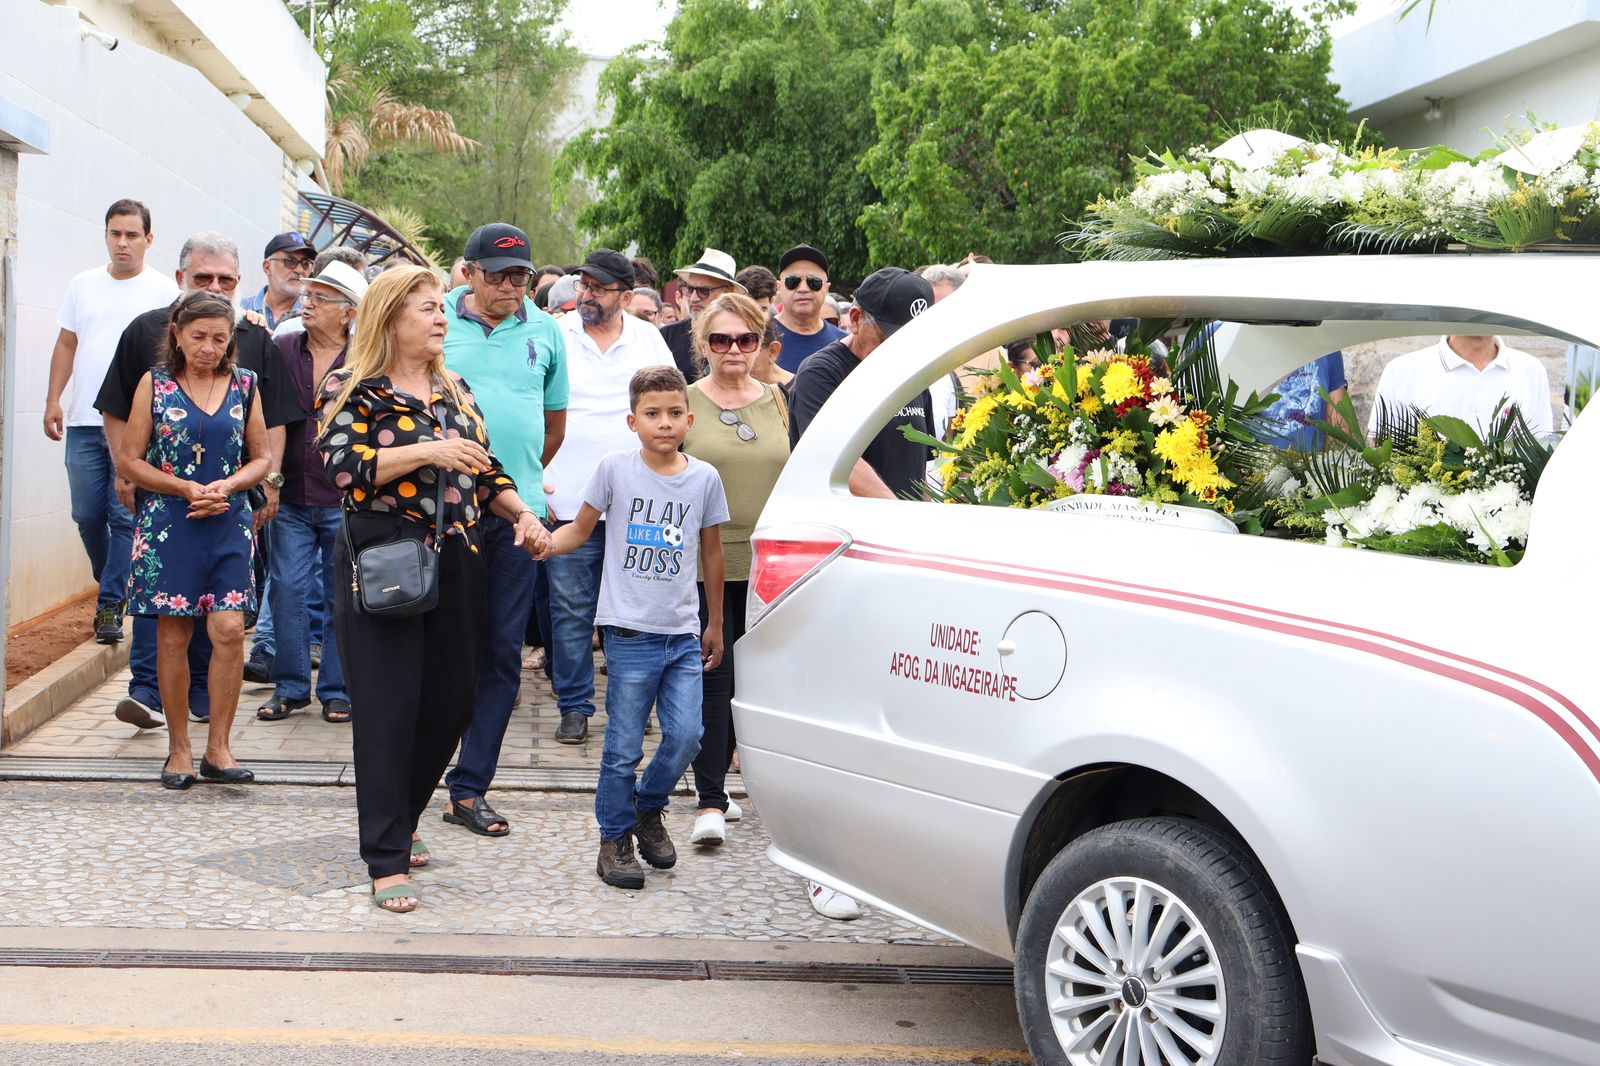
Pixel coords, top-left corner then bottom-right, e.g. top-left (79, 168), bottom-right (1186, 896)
top-left (268, 256), bottom-right (315, 272)
top-left (680, 282), bottom-right (730, 300)
top-left (575, 278), bottom-right (627, 295)
top-left (707, 331), bottom-right (762, 354)
top-left (190, 272), bottom-right (240, 291)
top-left (477, 267), bottom-right (533, 288)
top-left (782, 274), bottom-right (825, 292)
top-left (306, 292), bottom-right (351, 308)
top-left (719, 409), bottom-right (758, 441)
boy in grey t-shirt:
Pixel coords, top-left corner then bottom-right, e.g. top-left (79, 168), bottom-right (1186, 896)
top-left (539, 366), bottom-right (728, 889)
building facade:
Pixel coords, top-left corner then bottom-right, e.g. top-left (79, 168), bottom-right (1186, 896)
top-left (1, 0), bottom-right (325, 631)
top-left (1332, 1), bottom-right (1600, 152)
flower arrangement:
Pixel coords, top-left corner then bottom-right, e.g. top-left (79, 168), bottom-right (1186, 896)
top-left (1066, 122), bottom-right (1600, 260)
top-left (910, 325), bottom-right (1276, 522)
top-left (1266, 393), bottom-right (1552, 565)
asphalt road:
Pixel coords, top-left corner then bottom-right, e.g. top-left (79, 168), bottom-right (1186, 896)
top-left (0, 966), bottom-right (1030, 1065)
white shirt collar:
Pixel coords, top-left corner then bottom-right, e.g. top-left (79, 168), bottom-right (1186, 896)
top-left (1436, 335), bottom-right (1508, 373)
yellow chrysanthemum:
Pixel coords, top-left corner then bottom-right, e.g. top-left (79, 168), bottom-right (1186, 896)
top-left (1099, 362), bottom-right (1142, 406)
top-left (958, 394), bottom-right (1001, 447)
top-left (1079, 393), bottom-right (1103, 416)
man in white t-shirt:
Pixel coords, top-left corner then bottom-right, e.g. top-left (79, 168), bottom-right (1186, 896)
top-left (44, 199), bottom-right (179, 643)
top-left (542, 248), bottom-right (673, 744)
top-left (1368, 335), bottom-right (1555, 441)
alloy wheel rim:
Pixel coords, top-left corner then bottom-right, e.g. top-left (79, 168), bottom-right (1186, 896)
top-left (1043, 876), bottom-right (1226, 1064)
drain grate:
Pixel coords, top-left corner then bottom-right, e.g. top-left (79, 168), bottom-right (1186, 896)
top-left (0, 947), bottom-right (1012, 986)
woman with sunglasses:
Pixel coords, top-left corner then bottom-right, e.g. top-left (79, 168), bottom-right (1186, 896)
top-left (682, 293), bottom-right (792, 847)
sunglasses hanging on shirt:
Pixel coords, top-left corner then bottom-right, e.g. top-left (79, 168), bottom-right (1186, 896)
top-left (719, 409), bottom-right (758, 441)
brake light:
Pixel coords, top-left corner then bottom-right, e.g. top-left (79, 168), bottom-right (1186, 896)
top-left (747, 525), bottom-right (851, 626)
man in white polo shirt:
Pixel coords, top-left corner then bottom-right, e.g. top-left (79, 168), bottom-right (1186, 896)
top-left (1368, 334), bottom-right (1554, 440)
top-left (44, 199), bottom-right (178, 644)
top-left (543, 249), bottom-right (673, 743)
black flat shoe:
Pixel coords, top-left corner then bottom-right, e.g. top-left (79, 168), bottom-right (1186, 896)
top-left (160, 767), bottom-right (196, 791)
top-left (199, 757), bottom-right (255, 784)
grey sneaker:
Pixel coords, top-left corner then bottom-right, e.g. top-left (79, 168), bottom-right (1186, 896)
top-left (114, 697), bottom-right (165, 730)
top-left (633, 809), bottom-right (677, 869)
top-left (93, 604), bottom-right (124, 644)
top-left (596, 834), bottom-right (646, 889)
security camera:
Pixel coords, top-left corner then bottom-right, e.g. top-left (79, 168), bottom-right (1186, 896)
top-left (80, 25), bottom-right (119, 51)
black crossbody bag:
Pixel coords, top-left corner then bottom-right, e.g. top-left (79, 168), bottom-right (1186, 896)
top-left (343, 401), bottom-right (452, 617)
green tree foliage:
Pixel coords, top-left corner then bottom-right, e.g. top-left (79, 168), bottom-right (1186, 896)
top-left (305, 0), bottom-right (584, 263)
top-left (557, 0), bottom-right (888, 282)
top-left (861, 0), bottom-right (1359, 265)
top-left (562, 0), bottom-right (1356, 279)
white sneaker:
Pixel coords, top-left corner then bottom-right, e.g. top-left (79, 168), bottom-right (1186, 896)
top-left (725, 801), bottom-right (743, 822)
top-left (806, 880), bottom-right (861, 921)
top-left (690, 810), bottom-right (726, 845)
top-left (114, 697), bottom-right (165, 730)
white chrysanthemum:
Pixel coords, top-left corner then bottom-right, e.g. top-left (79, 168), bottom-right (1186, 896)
top-left (1147, 395), bottom-right (1186, 426)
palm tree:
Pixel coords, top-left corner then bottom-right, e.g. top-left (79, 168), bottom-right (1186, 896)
top-left (323, 61), bottom-right (477, 194)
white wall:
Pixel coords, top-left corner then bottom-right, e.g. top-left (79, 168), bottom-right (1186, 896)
top-left (2, 0), bottom-right (288, 623)
top-left (1376, 45), bottom-right (1600, 153)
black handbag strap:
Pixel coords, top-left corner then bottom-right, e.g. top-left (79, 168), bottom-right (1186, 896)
top-left (342, 391), bottom-right (453, 560)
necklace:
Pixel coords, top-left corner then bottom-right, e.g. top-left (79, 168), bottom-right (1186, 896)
top-left (182, 369), bottom-right (222, 466)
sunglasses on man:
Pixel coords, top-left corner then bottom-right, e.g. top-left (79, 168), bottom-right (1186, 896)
top-left (782, 274), bottom-right (825, 292)
top-left (680, 281), bottom-right (730, 300)
top-left (707, 331), bottom-right (762, 354)
top-left (190, 272), bottom-right (240, 291)
top-left (477, 266), bottom-right (534, 288)
top-left (268, 256), bottom-right (315, 272)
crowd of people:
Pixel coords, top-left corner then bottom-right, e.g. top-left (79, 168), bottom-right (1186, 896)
top-left (45, 199), bottom-right (983, 917)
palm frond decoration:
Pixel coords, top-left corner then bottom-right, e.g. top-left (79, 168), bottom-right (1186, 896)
top-left (1328, 219), bottom-right (1440, 254)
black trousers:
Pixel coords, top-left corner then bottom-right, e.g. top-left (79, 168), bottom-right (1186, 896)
top-left (336, 514), bottom-right (487, 879)
top-left (692, 579), bottom-right (746, 811)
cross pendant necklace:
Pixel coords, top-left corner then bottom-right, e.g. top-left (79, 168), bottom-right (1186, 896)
top-left (191, 442), bottom-right (205, 465)
top-left (181, 370), bottom-right (220, 468)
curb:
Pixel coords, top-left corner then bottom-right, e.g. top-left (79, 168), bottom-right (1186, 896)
top-left (1, 632), bottom-right (128, 747)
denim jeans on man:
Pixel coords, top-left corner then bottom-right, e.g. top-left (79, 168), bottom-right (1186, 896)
top-left (267, 502), bottom-right (346, 703)
top-left (129, 617), bottom-right (213, 716)
top-left (65, 427), bottom-right (133, 609)
top-left (253, 562), bottom-right (324, 658)
top-left (544, 520), bottom-right (606, 718)
top-left (594, 628), bottom-right (704, 840)
top-left (445, 514), bottom-right (540, 802)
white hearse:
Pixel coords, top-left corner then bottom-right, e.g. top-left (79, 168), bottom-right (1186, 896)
top-left (734, 254), bottom-right (1599, 1065)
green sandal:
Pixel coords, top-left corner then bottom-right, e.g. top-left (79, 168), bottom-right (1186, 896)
top-left (410, 837), bottom-right (430, 868)
top-left (371, 882), bottom-right (419, 913)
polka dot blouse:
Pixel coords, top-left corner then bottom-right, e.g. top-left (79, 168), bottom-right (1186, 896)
top-left (317, 370), bottom-right (517, 550)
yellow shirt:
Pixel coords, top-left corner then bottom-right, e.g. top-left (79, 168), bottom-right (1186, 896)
top-left (683, 382), bottom-right (791, 581)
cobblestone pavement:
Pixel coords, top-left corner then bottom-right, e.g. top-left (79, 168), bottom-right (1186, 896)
top-left (0, 781), bottom-right (945, 945)
top-left (7, 653), bottom-right (631, 770)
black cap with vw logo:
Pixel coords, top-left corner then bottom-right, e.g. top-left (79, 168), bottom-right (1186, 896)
top-left (463, 222), bottom-right (534, 272)
top-left (851, 267), bottom-right (934, 337)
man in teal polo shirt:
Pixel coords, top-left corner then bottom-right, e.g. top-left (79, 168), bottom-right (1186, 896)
top-left (442, 222), bottom-right (568, 838)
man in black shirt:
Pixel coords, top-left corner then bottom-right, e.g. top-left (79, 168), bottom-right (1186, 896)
top-left (95, 231), bottom-right (299, 730)
top-left (788, 267), bottom-right (935, 499)
top-left (658, 247), bottom-right (746, 382)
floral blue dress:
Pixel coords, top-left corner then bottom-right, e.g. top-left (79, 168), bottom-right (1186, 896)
top-left (126, 365), bottom-right (258, 617)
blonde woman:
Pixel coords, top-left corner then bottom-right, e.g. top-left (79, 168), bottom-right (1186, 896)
top-left (682, 293), bottom-right (791, 845)
top-left (317, 266), bottom-right (548, 913)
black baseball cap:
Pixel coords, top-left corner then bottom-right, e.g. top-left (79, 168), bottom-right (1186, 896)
top-left (777, 243), bottom-right (828, 275)
top-left (851, 267), bottom-right (933, 337)
top-left (263, 231), bottom-right (311, 259)
top-left (464, 223), bottom-right (533, 272)
top-left (579, 248), bottom-right (635, 288)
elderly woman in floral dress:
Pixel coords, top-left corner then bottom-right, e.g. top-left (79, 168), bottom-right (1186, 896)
top-left (118, 290), bottom-right (271, 790)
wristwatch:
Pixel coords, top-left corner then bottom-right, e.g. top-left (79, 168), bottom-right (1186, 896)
top-left (264, 472), bottom-right (285, 489)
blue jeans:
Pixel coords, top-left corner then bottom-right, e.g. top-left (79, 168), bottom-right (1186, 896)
top-left (267, 502), bottom-right (346, 703)
top-left (253, 562), bottom-right (325, 657)
top-left (544, 520), bottom-right (605, 718)
top-left (594, 628), bottom-right (704, 841)
top-left (129, 617), bottom-right (212, 716)
top-left (446, 514), bottom-right (539, 801)
top-left (65, 427), bottom-right (133, 609)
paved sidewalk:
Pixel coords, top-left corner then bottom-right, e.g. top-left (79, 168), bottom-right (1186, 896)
top-left (0, 781), bottom-right (941, 946)
top-left (6, 652), bottom-right (634, 771)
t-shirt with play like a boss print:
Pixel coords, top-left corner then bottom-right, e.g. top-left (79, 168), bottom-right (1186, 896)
top-left (582, 449), bottom-right (730, 636)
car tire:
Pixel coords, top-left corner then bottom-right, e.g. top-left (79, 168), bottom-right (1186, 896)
top-left (1015, 816), bottom-right (1312, 1065)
